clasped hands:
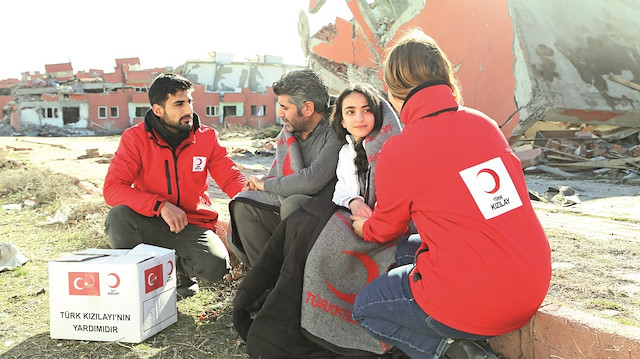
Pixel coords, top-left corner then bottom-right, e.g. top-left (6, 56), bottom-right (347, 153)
top-left (242, 176), bottom-right (265, 192)
top-left (348, 198), bottom-right (371, 238)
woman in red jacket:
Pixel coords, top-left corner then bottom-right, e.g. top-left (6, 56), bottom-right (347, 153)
top-left (350, 29), bottom-right (552, 359)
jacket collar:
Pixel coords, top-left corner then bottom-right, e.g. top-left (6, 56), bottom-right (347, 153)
top-left (400, 80), bottom-right (459, 126)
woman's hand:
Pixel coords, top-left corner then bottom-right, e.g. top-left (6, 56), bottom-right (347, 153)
top-left (350, 214), bottom-right (367, 238)
top-left (348, 198), bottom-right (372, 218)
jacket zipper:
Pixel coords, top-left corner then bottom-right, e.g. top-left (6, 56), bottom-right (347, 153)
top-left (164, 160), bottom-right (172, 195)
top-left (172, 149), bottom-right (181, 206)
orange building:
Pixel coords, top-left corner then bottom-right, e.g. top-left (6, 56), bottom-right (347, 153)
top-left (4, 54), bottom-right (304, 133)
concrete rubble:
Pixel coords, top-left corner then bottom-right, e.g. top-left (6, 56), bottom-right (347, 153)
top-left (299, 0), bottom-right (640, 139)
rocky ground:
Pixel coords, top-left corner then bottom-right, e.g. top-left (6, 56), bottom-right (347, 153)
top-left (1, 128), bottom-right (639, 328)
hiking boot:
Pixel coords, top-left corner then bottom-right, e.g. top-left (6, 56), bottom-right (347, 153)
top-left (176, 274), bottom-right (199, 299)
top-left (442, 339), bottom-right (499, 359)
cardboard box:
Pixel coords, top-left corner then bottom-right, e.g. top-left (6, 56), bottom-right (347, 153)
top-left (49, 244), bottom-right (177, 343)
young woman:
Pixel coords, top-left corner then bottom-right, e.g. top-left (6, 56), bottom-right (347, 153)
top-left (331, 83), bottom-right (384, 216)
top-left (350, 29), bottom-right (552, 359)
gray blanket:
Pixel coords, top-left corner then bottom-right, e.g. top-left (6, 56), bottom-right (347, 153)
top-left (300, 96), bottom-right (403, 354)
top-left (301, 209), bottom-right (397, 354)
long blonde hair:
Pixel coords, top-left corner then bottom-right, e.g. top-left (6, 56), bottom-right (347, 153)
top-left (383, 28), bottom-right (462, 104)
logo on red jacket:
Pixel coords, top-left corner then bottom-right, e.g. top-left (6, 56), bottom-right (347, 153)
top-left (192, 156), bottom-right (206, 172)
top-left (325, 250), bottom-right (379, 304)
top-left (459, 157), bottom-right (522, 219)
top-left (144, 264), bottom-right (164, 293)
top-left (68, 272), bottom-right (100, 296)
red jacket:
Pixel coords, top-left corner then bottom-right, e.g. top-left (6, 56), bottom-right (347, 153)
top-left (362, 82), bottom-right (551, 335)
top-left (103, 113), bottom-right (246, 231)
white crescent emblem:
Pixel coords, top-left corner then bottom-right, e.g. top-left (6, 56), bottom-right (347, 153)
top-left (73, 277), bottom-right (84, 290)
top-left (147, 273), bottom-right (157, 287)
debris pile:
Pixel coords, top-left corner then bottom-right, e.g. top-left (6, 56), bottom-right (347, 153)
top-left (528, 185), bottom-right (582, 207)
top-left (0, 121), bottom-right (97, 137)
top-left (512, 124), bottom-right (640, 180)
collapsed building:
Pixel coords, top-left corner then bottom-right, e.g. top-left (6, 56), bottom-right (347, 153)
top-left (300, 0), bottom-right (640, 175)
top-left (301, 0), bottom-right (640, 136)
top-left (0, 54), bottom-right (304, 134)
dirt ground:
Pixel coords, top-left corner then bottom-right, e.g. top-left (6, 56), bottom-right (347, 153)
top-left (1, 132), bottom-right (639, 328)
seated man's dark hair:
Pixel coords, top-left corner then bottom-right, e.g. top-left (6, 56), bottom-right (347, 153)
top-left (148, 73), bottom-right (194, 107)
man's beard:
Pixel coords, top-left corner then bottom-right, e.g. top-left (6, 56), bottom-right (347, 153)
top-left (162, 114), bottom-right (192, 132)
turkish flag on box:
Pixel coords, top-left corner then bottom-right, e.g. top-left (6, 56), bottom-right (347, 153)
top-left (144, 264), bottom-right (163, 293)
top-left (68, 272), bottom-right (100, 296)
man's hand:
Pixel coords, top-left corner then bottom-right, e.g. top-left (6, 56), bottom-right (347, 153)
top-left (247, 176), bottom-right (266, 191)
top-left (348, 198), bottom-right (373, 218)
top-left (350, 214), bottom-right (367, 238)
top-left (160, 201), bottom-right (188, 233)
top-left (241, 180), bottom-right (253, 192)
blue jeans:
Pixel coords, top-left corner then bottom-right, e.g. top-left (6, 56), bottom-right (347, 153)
top-left (395, 233), bottom-right (422, 266)
top-left (353, 238), bottom-right (492, 358)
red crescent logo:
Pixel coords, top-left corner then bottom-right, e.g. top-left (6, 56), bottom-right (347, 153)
top-left (107, 273), bottom-right (120, 288)
top-left (167, 260), bottom-right (174, 275)
top-left (477, 168), bottom-right (500, 194)
top-left (325, 251), bottom-right (379, 304)
top-left (196, 158), bottom-right (203, 166)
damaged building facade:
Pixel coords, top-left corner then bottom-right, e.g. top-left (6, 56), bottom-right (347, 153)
top-left (0, 54), bottom-right (304, 133)
top-left (300, 0), bottom-right (640, 139)
top-left (175, 52), bottom-right (304, 127)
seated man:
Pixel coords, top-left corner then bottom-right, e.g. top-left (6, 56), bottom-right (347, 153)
top-left (103, 73), bottom-right (247, 298)
top-left (228, 69), bottom-right (342, 268)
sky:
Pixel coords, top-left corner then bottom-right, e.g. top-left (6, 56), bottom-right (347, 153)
top-left (1, 0), bottom-right (353, 80)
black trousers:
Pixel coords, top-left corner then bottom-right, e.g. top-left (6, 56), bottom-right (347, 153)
top-left (104, 205), bottom-right (230, 283)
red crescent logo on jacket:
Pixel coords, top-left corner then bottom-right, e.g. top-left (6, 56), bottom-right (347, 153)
top-left (477, 168), bottom-right (500, 194)
top-left (459, 157), bottom-right (523, 219)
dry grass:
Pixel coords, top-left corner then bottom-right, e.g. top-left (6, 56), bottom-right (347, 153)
top-left (544, 227), bottom-right (640, 327)
top-left (0, 160), bottom-right (250, 359)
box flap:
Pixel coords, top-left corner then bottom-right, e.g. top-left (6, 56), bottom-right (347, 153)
top-left (55, 253), bottom-right (109, 262)
top-left (128, 244), bottom-right (174, 258)
top-left (76, 248), bottom-right (129, 256)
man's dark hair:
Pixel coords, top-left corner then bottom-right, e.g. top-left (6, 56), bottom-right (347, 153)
top-left (148, 73), bottom-right (193, 107)
top-left (272, 69), bottom-right (329, 114)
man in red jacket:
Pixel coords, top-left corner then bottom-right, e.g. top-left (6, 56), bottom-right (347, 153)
top-left (103, 73), bottom-right (247, 298)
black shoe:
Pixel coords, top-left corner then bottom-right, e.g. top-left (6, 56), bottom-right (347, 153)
top-left (442, 339), bottom-right (499, 359)
top-left (176, 274), bottom-right (199, 299)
